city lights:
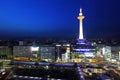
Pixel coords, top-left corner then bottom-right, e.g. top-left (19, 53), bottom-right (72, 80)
top-left (0, 1), bottom-right (119, 79)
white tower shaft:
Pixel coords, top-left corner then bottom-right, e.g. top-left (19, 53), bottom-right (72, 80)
top-left (79, 20), bottom-right (83, 39)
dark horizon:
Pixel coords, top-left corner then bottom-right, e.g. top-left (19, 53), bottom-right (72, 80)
top-left (0, 0), bottom-right (120, 40)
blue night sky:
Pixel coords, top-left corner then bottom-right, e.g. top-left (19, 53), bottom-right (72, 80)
top-left (0, 0), bottom-right (120, 39)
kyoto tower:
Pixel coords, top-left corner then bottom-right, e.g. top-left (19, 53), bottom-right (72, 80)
top-left (77, 8), bottom-right (85, 40)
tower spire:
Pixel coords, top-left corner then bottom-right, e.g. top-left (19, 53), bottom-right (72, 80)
top-left (79, 8), bottom-right (83, 16)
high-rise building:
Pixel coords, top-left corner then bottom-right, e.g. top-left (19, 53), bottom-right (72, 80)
top-left (40, 46), bottom-right (55, 62)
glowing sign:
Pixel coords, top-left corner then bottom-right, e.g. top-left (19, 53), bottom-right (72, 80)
top-left (31, 47), bottom-right (39, 51)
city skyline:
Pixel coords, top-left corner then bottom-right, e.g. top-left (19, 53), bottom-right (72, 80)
top-left (0, 0), bottom-right (120, 39)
